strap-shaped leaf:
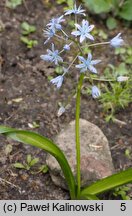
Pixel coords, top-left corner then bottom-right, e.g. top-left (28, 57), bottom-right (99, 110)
top-left (81, 168), bottom-right (132, 197)
top-left (0, 126), bottom-right (76, 199)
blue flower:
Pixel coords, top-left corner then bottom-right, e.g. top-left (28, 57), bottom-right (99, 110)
top-left (43, 28), bottom-right (54, 44)
top-left (50, 75), bottom-right (64, 89)
top-left (110, 33), bottom-right (124, 48)
top-left (65, 3), bottom-right (86, 16)
top-left (76, 53), bottom-right (101, 73)
top-left (71, 20), bottom-right (94, 43)
top-left (40, 43), bottom-right (63, 65)
top-left (92, 86), bottom-right (101, 98)
top-left (63, 44), bottom-right (71, 51)
top-left (47, 15), bottom-right (65, 33)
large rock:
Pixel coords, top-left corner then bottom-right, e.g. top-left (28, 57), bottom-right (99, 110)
top-left (46, 119), bottom-right (114, 189)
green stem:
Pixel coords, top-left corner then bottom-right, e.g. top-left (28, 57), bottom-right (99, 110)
top-left (84, 76), bottom-right (115, 82)
top-left (75, 73), bottom-right (84, 198)
top-left (82, 41), bottom-right (110, 48)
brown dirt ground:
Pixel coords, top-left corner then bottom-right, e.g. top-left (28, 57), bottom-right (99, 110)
top-left (0, 0), bottom-right (132, 199)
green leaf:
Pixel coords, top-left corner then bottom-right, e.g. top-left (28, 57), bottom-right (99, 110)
top-left (20, 37), bottom-right (38, 48)
top-left (116, 63), bottom-right (128, 76)
top-left (0, 126), bottom-right (76, 199)
top-left (105, 114), bottom-right (114, 122)
top-left (30, 158), bottom-right (39, 167)
top-left (80, 168), bottom-right (132, 197)
top-left (14, 162), bottom-right (25, 169)
top-left (24, 164), bottom-right (30, 170)
top-left (98, 30), bottom-right (108, 40)
top-left (47, 75), bottom-right (53, 81)
top-left (126, 56), bottom-right (132, 64)
top-left (20, 36), bottom-right (29, 44)
top-left (55, 66), bottom-right (63, 75)
top-left (6, 0), bottom-right (22, 9)
top-left (57, 0), bottom-right (73, 9)
top-left (106, 17), bottom-right (117, 30)
top-left (83, 0), bottom-right (112, 14)
top-left (119, 0), bottom-right (132, 21)
top-left (26, 154), bottom-right (32, 164)
top-left (27, 40), bottom-right (38, 49)
top-left (115, 47), bottom-right (126, 55)
top-left (21, 22), bottom-right (36, 35)
top-left (21, 22), bottom-right (30, 31)
top-left (39, 165), bottom-right (49, 174)
top-left (127, 47), bottom-right (132, 56)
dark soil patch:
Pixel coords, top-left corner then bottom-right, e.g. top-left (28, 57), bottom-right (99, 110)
top-left (0, 0), bottom-right (132, 199)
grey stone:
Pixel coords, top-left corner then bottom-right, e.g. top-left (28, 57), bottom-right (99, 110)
top-left (46, 119), bottom-right (114, 189)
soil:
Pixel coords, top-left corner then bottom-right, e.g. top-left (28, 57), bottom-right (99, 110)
top-left (0, 0), bottom-right (132, 200)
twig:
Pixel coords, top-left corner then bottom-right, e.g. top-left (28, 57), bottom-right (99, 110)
top-left (113, 118), bottom-right (127, 126)
top-left (22, 0), bottom-right (29, 12)
top-left (0, 177), bottom-right (22, 191)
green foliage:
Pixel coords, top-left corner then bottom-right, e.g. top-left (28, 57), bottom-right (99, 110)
top-left (83, 0), bottom-right (112, 14)
top-left (0, 126), bottom-right (132, 200)
top-left (0, 126), bottom-right (76, 199)
top-left (83, 0), bottom-right (132, 21)
top-left (100, 81), bottom-right (131, 121)
top-left (125, 149), bottom-right (132, 160)
top-left (38, 165), bottom-right (49, 174)
top-left (104, 63), bottom-right (129, 78)
top-left (21, 22), bottom-right (36, 36)
top-left (14, 154), bottom-right (39, 171)
top-left (14, 154), bottom-right (49, 174)
top-left (106, 17), bottom-right (117, 30)
top-left (68, 20), bottom-right (75, 28)
top-left (92, 29), bottom-right (108, 40)
top-left (56, 0), bottom-right (73, 9)
top-left (55, 66), bottom-right (64, 75)
top-left (80, 168), bottom-right (132, 198)
top-left (20, 36), bottom-right (38, 48)
top-left (113, 185), bottom-right (131, 200)
top-left (84, 62), bottom-right (131, 122)
top-left (99, 63), bottom-right (131, 121)
top-left (47, 75), bottom-right (53, 81)
top-left (119, 0), bottom-right (132, 20)
top-left (6, 0), bottom-right (22, 9)
top-left (115, 46), bottom-right (132, 65)
top-left (20, 21), bottom-right (37, 48)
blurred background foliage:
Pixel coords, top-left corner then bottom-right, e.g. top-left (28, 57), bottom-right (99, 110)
top-left (56, 0), bottom-right (132, 21)
top-left (83, 0), bottom-right (132, 21)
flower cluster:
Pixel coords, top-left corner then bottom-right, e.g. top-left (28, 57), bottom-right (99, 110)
top-left (40, 1), bottom-right (124, 114)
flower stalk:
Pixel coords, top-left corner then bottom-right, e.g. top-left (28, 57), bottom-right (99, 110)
top-left (75, 73), bottom-right (84, 198)
top-left (40, 1), bottom-right (125, 199)
top-left (82, 41), bottom-right (110, 48)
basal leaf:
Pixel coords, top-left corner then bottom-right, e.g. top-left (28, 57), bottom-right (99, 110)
top-left (119, 0), bottom-right (132, 21)
top-left (83, 0), bottom-right (112, 14)
top-left (81, 168), bottom-right (132, 197)
top-left (0, 126), bottom-right (76, 199)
